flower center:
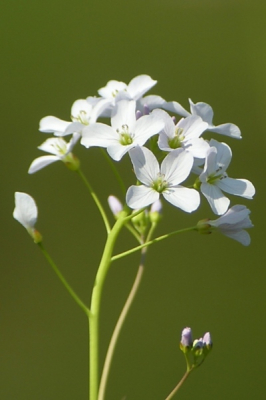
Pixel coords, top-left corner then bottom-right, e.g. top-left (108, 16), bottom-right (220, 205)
top-left (117, 124), bottom-right (134, 146)
top-left (168, 127), bottom-right (185, 149)
top-left (72, 110), bottom-right (90, 125)
top-left (207, 166), bottom-right (227, 184)
top-left (152, 173), bottom-right (168, 193)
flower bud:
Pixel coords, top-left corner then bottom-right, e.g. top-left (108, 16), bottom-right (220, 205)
top-left (108, 195), bottom-right (123, 217)
top-left (180, 327), bottom-right (193, 353)
top-left (149, 199), bottom-right (162, 223)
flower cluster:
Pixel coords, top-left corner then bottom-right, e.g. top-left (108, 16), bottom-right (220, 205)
top-left (25, 74), bottom-right (255, 244)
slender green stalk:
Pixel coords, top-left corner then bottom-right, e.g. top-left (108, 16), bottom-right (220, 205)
top-left (98, 223), bottom-right (157, 400)
top-left (100, 149), bottom-right (126, 195)
top-left (164, 370), bottom-right (191, 400)
top-left (38, 243), bottom-right (90, 316)
top-left (89, 211), bottom-right (128, 400)
top-left (77, 168), bottom-right (111, 234)
top-left (125, 223), bottom-right (142, 243)
top-left (111, 226), bottom-right (197, 262)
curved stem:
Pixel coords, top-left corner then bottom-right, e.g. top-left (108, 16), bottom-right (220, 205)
top-left (77, 168), bottom-right (111, 234)
top-left (100, 149), bottom-right (126, 195)
top-left (111, 226), bottom-right (197, 262)
top-left (38, 243), bottom-right (90, 317)
top-left (164, 370), bottom-right (191, 400)
top-left (89, 211), bottom-right (128, 400)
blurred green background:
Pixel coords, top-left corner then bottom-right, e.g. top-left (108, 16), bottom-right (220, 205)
top-left (1, 0), bottom-right (265, 399)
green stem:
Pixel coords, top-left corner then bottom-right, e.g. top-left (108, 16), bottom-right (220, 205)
top-left (164, 370), bottom-right (191, 400)
top-left (100, 149), bottom-right (126, 195)
top-left (111, 226), bottom-right (197, 262)
top-left (77, 168), bottom-right (111, 234)
top-left (38, 243), bottom-right (90, 316)
top-left (98, 223), bottom-right (157, 400)
top-left (89, 211), bottom-right (128, 400)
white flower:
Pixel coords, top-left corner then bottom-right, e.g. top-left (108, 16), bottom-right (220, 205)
top-left (81, 100), bottom-right (164, 161)
top-left (208, 205), bottom-right (253, 246)
top-left (39, 98), bottom-right (109, 137)
top-left (28, 134), bottom-right (80, 173)
top-left (13, 192), bottom-right (42, 242)
top-left (126, 146), bottom-right (200, 212)
top-left (154, 109), bottom-right (209, 158)
top-left (163, 98), bottom-right (241, 139)
top-left (199, 139), bottom-right (255, 215)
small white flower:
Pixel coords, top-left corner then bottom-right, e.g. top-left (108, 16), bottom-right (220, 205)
top-left (163, 98), bottom-right (241, 139)
top-left (28, 134), bottom-right (80, 173)
top-left (81, 100), bottom-right (164, 161)
top-left (126, 146), bottom-right (200, 212)
top-left (13, 192), bottom-right (42, 242)
top-left (208, 205), bottom-right (253, 246)
top-left (39, 98), bottom-right (109, 137)
top-left (154, 110), bottom-right (209, 158)
top-left (199, 139), bottom-right (255, 215)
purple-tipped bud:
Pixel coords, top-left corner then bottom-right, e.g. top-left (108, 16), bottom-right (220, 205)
top-left (108, 195), bottom-right (123, 216)
top-left (203, 332), bottom-right (212, 348)
top-left (172, 116), bottom-right (176, 124)
top-left (136, 110), bottom-right (143, 120)
top-left (143, 104), bottom-right (150, 115)
top-left (181, 327), bottom-right (193, 347)
top-left (150, 199), bottom-right (162, 214)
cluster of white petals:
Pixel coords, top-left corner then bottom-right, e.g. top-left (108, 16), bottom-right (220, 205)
top-left (17, 74), bottom-right (255, 245)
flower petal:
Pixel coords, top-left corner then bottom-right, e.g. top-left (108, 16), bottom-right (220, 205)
top-left (201, 182), bottom-right (230, 215)
top-left (126, 185), bottom-right (159, 209)
top-left (163, 186), bottom-right (200, 212)
top-left (217, 177), bottom-right (255, 199)
top-left (111, 100), bottom-right (136, 131)
top-left (13, 192), bottom-right (38, 229)
top-left (39, 116), bottom-right (71, 134)
top-left (127, 75), bottom-right (157, 99)
top-left (28, 155), bottom-right (60, 174)
top-left (129, 146), bottom-right (159, 186)
top-left (81, 123), bottom-right (118, 148)
top-left (208, 123), bottom-right (242, 139)
top-left (189, 99), bottom-right (214, 125)
top-left (221, 230), bottom-right (251, 246)
top-left (161, 149), bottom-right (193, 185)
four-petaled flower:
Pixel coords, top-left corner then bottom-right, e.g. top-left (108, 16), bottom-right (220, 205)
top-left (199, 139), bottom-right (255, 215)
top-left (81, 100), bottom-right (164, 161)
top-left (126, 146), bottom-right (200, 212)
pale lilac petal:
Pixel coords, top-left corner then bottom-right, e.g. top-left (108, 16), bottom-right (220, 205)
top-left (13, 192), bottom-right (38, 229)
top-left (28, 155), bottom-right (60, 174)
top-left (201, 183), bottom-right (230, 215)
top-left (163, 187), bottom-right (200, 212)
top-left (217, 177), bottom-right (255, 199)
top-left (81, 123), bottom-right (118, 148)
top-left (129, 146), bottom-right (159, 185)
top-left (134, 114), bottom-right (164, 143)
top-left (161, 149), bottom-right (193, 185)
top-left (189, 99), bottom-right (214, 125)
top-left (208, 123), bottom-right (242, 139)
top-left (137, 95), bottom-right (168, 113)
top-left (184, 137), bottom-right (210, 159)
top-left (209, 139), bottom-right (232, 171)
top-left (126, 185), bottom-right (159, 209)
top-left (111, 100), bottom-right (137, 131)
top-left (221, 230), bottom-right (251, 246)
top-left (199, 147), bottom-right (217, 182)
top-left (127, 75), bottom-right (157, 99)
top-left (152, 109), bottom-right (175, 138)
top-left (177, 115), bottom-right (208, 139)
top-left (158, 132), bottom-right (172, 151)
top-left (39, 116), bottom-right (71, 134)
top-left (162, 101), bottom-right (190, 117)
top-left (209, 205), bottom-right (251, 227)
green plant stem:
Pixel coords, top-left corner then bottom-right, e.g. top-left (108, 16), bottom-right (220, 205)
top-left (164, 370), bottom-right (191, 400)
top-left (89, 211), bottom-right (128, 400)
top-left (100, 149), bottom-right (126, 195)
top-left (111, 226), bottom-right (197, 262)
top-left (98, 223), bottom-right (157, 400)
top-left (77, 168), bottom-right (111, 234)
top-left (38, 243), bottom-right (90, 316)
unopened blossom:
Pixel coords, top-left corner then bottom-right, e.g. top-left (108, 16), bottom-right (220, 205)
top-left (154, 109), bottom-right (209, 158)
top-left (81, 100), bottom-right (164, 161)
top-left (126, 146), bottom-right (200, 212)
top-left (28, 133), bottom-right (80, 174)
top-left (13, 192), bottom-right (42, 243)
top-left (180, 327), bottom-right (193, 348)
top-left (39, 98), bottom-right (109, 137)
top-left (208, 205), bottom-right (253, 246)
top-left (108, 195), bottom-right (123, 217)
top-left (163, 98), bottom-right (241, 139)
top-left (198, 139), bottom-right (255, 215)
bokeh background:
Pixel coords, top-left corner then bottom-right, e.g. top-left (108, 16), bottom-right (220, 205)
top-left (1, 0), bottom-right (265, 399)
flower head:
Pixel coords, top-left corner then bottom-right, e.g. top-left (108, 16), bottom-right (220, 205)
top-left (126, 146), bottom-right (200, 212)
top-left (13, 192), bottom-right (42, 243)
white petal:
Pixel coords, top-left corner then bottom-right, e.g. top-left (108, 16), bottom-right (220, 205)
top-left (129, 146), bottom-right (159, 186)
top-left (111, 100), bottom-right (136, 131)
top-left (161, 149), bottom-right (193, 185)
top-left (13, 192), bottom-right (38, 229)
top-left (201, 183), bottom-right (230, 215)
top-left (39, 116), bottom-right (71, 134)
top-left (81, 123), bottom-right (118, 148)
top-left (62, 122), bottom-right (84, 136)
top-left (217, 177), bottom-right (255, 199)
top-left (126, 185), bottom-right (159, 209)
top-left (163, 187), bottom-right (200, 212)
top-left (71, 99), bottom-right (93, 118)
top-left (38, 137), bottom-right (67, 156)
top-left (177, 115), bottom-right (208, 139)
top-left (209, 205), bottom-right (251, 227)
top-left (107, 144), bottom-right (133, 161)
top-left (66, 133), bottom-right (80, 153)
top-left (208, 123), bottom-right (242, 139)
top-left (199, 147), bottom-right (217, 182)
top-left (189, 99), bottom-right (214, 125)
top-left (137, 95), bottom-right (168, 113)
top-left (127, 75), bottom-right (157, 100)
top-left (28, 155), bottom-right (60, 174)
top-left (134, 114), bottom-right (164, 144)
top-left (158, 132), bottom-right (172, 152)
top-left (98, 80), bottom-right (127, 98)
top-left (184, 137), bottom-right (210, 159)
top-left (209, 139), bottom-right (232, 171)
top-left (162, 101), bottom-right (190, 117)
top-left (152, 109), bottom-right (175, 138)
top-left (221, 230), bottom-right (251, 246)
